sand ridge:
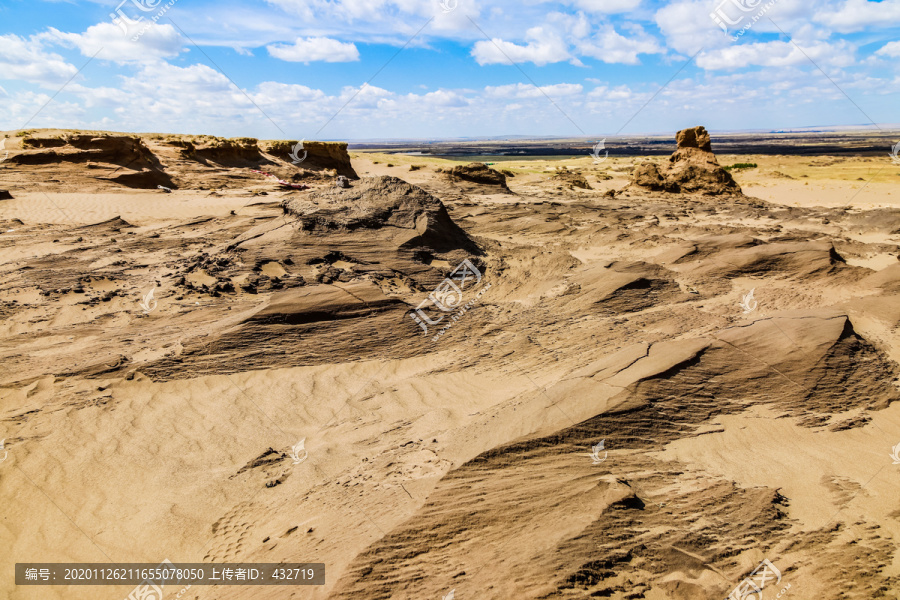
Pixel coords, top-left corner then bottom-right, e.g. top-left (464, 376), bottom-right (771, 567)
top-left (1, 129), bottom-right (900, 599)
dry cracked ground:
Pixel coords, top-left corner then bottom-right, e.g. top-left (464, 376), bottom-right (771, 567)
top-left (1, 130), bottom-right (900, 600)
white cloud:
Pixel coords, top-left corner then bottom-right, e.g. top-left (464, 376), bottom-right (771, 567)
top-left (246, 0), bottom-right (483, 44)
top-left (696, 40), bottom-right (856, 70)
top-left (263, 0), bottom-right (460, 28)
top-left (876, 40), bottom-right (900, 57)
top-left (0, 90), bottom-right (86, 128)
top-left (485, 82), bottom-right (584, 98)
top-left (576, 24), bottom-right (663, 64)
top-left (655, 0), bottom-right (731, 55)
top-left (469, 12), bottom-right (663, 67)
top-left (253, 81), bottom-right (328, 104)
top-left (267, 36), bottom-right (360, 63)
top-left (405, 89), bottom-right (470, 107)
top-left (0, 34), bottom-right (78, 86)
top-left (471, 26), bottom-right (572, 66)
top-left (42, 23), bottom-right (184, 63)
top-left (3, 58), bottom-right (900, 140)
top-left (816, 0), bottom-right (900, 32)
top-left (65, 83), bottom-right (133, 109)
top-left (339, 83), bottom-right (393, 109)
top-left (566, 0), bottom-right (643, 14)
top-left (587, 83), bottom-right (637, 101)
top-left (91, 62), bottom-right (256, 132)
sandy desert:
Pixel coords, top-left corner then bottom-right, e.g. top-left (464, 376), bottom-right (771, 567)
top-left (0, 123), bottom-right (899, 600)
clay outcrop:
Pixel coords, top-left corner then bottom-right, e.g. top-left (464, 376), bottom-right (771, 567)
top-left (630, 126), bottom-right (741, 195)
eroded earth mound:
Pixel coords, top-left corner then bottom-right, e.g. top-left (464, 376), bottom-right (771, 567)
top-left (283, 175), bottom-right (479, 253)
top-left (631, 125), bottom-right (742, 195)
top-left (0, 130), bottom-right (356, 192)
top-left (444, 162), bottom-right (510, 191)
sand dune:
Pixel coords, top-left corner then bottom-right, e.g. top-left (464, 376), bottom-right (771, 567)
top-left (2, 128), bottom-right (900, 599)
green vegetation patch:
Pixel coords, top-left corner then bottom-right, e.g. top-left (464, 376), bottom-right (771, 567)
top-left (723, 163), bottom-right (758, 171)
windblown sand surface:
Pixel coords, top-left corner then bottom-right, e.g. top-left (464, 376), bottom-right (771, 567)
top-left (1, 130), bottom-right (900, 599)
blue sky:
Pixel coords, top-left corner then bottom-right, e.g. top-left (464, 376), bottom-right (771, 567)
top-left (0, 0), bottom-right (898, 139)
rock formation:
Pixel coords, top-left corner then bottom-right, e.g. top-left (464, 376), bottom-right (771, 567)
top-left (261, 140), bottom-right (357, 178)
top-left (283, 175), bottom-right (480, 253)
top-left (0, 131), bottom-right (357, 191)
top-left (444, 162), bottom-right (509, 190)
top-left (551, 167), bottom-right (592, 190)
top-left (630, 125), bottom-right (741, 195)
